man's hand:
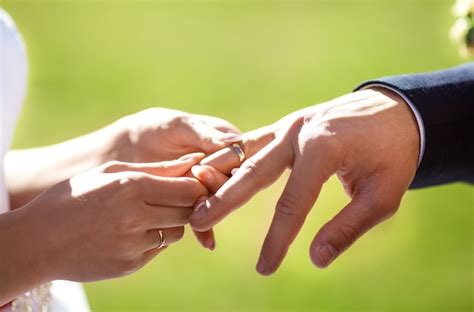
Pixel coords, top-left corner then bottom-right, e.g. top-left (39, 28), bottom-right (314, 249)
top-left (189, 88), bottom-right (420, 275)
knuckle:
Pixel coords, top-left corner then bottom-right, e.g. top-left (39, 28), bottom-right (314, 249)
top-left (335, 223), bottom-right (360, 248)
top-left (274, 196), bottom-right (304, 221)
top-left (240, 158), bottom-right (261, 181)
top-left (291, 116), bottom-right (306, 133)
top-left (113, 210), bottom-right (144, 233)
top-left (126, 214), bottom-right (145, 231)
top-left (311, 128), bottom-right (337, 149)
top-left (190, 179), bottom-right (208, 196)
top-left (318, 221), bottom-right (360, 254)
top-left (184, 180), bottom-right (208, 205)
top-left (118, 173), bottom-right (146, 197)
top-left (302, 119), bottom-right (340, 150)
top-left (168, 114), bottom-right (188, 128)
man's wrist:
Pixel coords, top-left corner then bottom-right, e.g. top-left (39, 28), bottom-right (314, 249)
top-left (366, 86), bottom-right (421, 168)
top-left (363, 85), bottom-right (425, 167)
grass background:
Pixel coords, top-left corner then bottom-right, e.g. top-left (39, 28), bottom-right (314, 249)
top-left (2, 0), bottom-right (473, 311)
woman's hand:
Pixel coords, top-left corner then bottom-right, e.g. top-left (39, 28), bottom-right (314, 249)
top-left (6, 108), bottom-right (239, 209)
top-left (107, 108), bottom-right (240, 251)
top-left (189, 88), bottom-right (420, 275)
top-left (190, 164), bottom-right (233, 250)
top-left (106, 107), bottom-right (240, 251)
top-left (0, 153), bottom-right (207, 303)
top-left (110, 108), bottom-right (241, 162)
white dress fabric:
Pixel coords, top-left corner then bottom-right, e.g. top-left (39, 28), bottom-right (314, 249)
top-left (1, 9), bottom-right (90, 312)
top-left (0, 8), bottom-right (25, 213)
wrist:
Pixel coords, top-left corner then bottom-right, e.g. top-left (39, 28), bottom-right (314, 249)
top-left (368, 86), bottom-right (420, 171)
top-left (365, 85), bottom-right (424, 167)
top-left (102, 118), bottom-right (135, 162)
top-left (0, 206), bottom-right (55, 303)
top-left (19, 203), bottom-right (59, 282)
top-left (91, 119), bottom-right (128, 163)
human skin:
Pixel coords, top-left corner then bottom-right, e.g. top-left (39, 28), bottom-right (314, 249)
top-left (5, 108), bottom-right (240, 209)
top-left (190, 87), bottom-right (420, 275)
top-left (4, 108), bottom-right (240, 254)
top-left (0, 154), bottom-right (208, 305)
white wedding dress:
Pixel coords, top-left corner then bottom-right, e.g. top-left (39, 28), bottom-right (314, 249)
top-left (1, 9), bottom-right (90, 312)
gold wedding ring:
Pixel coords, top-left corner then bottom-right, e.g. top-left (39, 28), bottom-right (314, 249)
top-left (230, 142), bottom-right (246, 162)
top-left (157, 229), bottom-right (165, 249)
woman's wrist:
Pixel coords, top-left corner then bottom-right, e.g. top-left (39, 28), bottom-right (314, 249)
top-left (91, 120), bottom-right (126, 163)
top-left (102, 117), bottom-right (134, 163)
top-left (0, 205), bottom-right (56, 304)
top-left (6, 123), bottom-right (122, 209)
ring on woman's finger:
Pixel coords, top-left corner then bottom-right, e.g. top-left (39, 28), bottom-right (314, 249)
top-left (230, 142), bottom-right (246, 162)
top-left (157, 229), bottom-right (165, 249)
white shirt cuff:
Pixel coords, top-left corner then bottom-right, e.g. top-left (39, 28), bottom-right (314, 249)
top-left (361, 84), bottom-right (426, 167)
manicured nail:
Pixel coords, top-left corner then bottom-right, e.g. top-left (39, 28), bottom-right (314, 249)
top-left (315, 244), bottom-right (337, 268)
top-left (256, 255), bottom-right (269, 275)
top-left (191, 166), bottom-right (214, 183)
top-left (194, 201), bottom-right (206, 214)
top-left (206, 237), bottom-right (216, 251)
top-left (192, 200), bottom-right (209, 221)
top-left (179, 152), bottom-right (205, 162)
top-left (218, 133), bottom-right (242, 143)
top-left (196, 232), bottom-right (215, 250)
top-left (192, 195), bottom-right (209, 221)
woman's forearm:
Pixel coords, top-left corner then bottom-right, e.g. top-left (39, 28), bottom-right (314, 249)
top-left (0, 206), bottom-right (54, 304)
top-left (5, 123), bottom-right (121, 209)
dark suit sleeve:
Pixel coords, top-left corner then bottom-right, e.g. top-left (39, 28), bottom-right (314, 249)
top-left (355, 62), bottom-right (474, 189)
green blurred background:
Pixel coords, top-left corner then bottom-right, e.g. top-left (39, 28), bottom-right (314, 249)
top-left (2, 0), bottom-right (473, 311)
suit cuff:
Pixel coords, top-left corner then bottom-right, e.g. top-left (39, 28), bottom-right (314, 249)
top-left (358, 83), bottom-right (426, 168)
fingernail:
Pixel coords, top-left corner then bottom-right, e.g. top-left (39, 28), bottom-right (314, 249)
top-left (192, 201), bottom-right (208, 220)
top-left (196, 232), bottom-right (214, 250)
top-left (194, 201), bottom-right (206, 213)
top-left (315, 244), bottom-right (337, 268)
top-left (218, 133), bottom-right (242, 143)
top-left (231, 168), bottom-right (239, 176)
top-left (179, 153), bottom-right (205, 162)
top-left (191, 166), bottom-right (214, 183)
top-left (206, 237), bottom-right (216, 251)
top-left (256, 255), bottom-right (269, 275)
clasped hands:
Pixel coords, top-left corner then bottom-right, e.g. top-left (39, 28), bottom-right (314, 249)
top-left (25, 87), bottom-right (419, 285)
